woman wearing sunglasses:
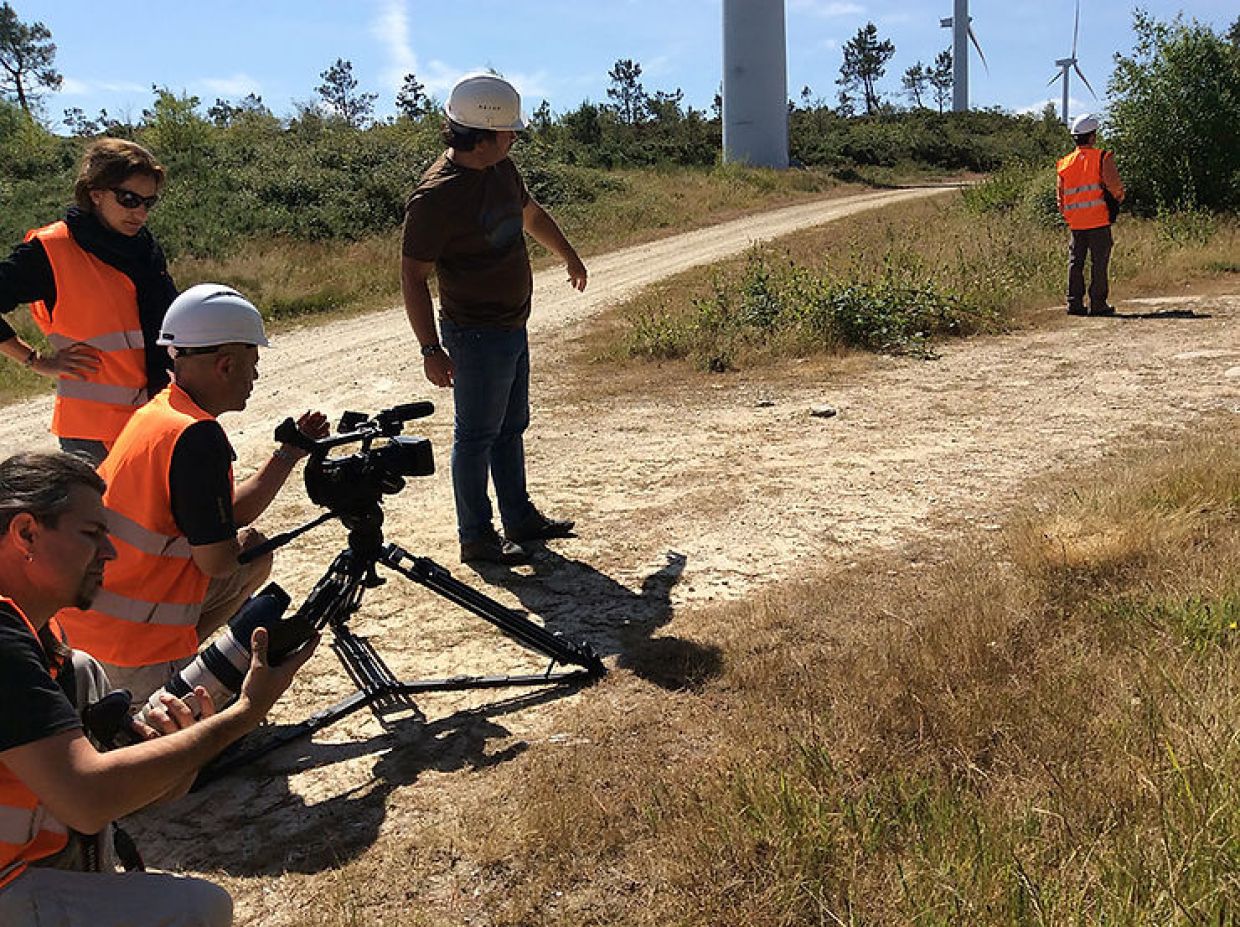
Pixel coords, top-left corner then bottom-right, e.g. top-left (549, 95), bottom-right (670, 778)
top-left (0, 139), bottom-right (178, 465)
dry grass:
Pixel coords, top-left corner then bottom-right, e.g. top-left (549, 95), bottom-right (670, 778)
top-left (574, 197), bottom-right (1239, 379)
top-left (432, 421), bottom-right (1233, 926)
top-left (261, 420), bottom-right (1239, 926)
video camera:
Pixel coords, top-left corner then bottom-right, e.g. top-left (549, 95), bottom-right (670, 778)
top-left (276, 402), bottom-right (436, 522)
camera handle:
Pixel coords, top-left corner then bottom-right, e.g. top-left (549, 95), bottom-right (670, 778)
top-left (238, 511), bottom-right (336, 565)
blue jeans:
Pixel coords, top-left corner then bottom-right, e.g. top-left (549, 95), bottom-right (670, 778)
top-left (441, 318), bottom-right (538, 543)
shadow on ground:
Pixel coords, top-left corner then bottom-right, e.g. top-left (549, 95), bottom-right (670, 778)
top-left (1118, 309), bottom-right (1213, 320)
top-left (124, 686), bottom-right (573, 876)
top-left (468, 546), bottom-right (724, 691)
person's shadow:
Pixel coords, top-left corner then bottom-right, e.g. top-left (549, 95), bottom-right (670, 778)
top-left (1116, 308), bottom-right (1212, 320)
top-left (122, 685), bottom-right (566, 876)
top-left (467, 547), bottom-right (723, 692)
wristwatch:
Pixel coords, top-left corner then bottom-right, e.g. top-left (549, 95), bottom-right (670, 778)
top-left (420, 343), bottom-right (444, 357)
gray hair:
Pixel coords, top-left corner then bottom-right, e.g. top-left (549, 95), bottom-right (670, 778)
top-left (0, 452), bottom-right (106, 533)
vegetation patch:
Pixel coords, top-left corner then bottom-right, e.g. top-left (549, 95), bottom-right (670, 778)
top-left (451, 421), bottom-right (1240, 927)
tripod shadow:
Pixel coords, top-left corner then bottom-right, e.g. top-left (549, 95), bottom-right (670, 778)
top-left (125, 686), bottom-right (570, 876)
top-left (1117, 309), bottom-right (1212, 320)
top-left (470, 548), bottom-right (724, 692)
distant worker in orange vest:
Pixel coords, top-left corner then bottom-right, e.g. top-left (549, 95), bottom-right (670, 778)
top-left (1056, 114), bottom-right (1125, 317)
top-left (0, 451), bottom-right (317, 926)
top-left (0, 140), bottom-right (179, 465)
top-left (55, 284), bottom-right (327, 704)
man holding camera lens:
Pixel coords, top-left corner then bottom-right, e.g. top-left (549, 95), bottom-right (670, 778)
top-left (401, 73), bottom-right (587, 566)
top-left (0, 451), bottom-right (317, 926)
top-left (56, 284), bottom-right (327, 704)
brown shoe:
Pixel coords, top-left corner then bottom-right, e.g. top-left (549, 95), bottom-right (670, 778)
top-left (505, 510), bottom-right (575, 543)
top-left (461, 528), bottom-right (529, 565)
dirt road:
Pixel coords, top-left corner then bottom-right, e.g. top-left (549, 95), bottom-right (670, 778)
top-left (9, 187), bottom-right (1236, 922)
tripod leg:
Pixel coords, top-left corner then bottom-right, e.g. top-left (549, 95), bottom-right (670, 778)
top-left (380, 545), bottom-right (605, 677)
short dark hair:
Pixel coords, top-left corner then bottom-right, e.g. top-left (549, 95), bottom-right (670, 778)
top-left (441, 119), bottom-right (496, 152)
top-left (0, 452), bottom-right (106, 533)
top-left (73, 138), bottom-right (166, 213)
top-left (1073, 131), bottom-right (1097, 146)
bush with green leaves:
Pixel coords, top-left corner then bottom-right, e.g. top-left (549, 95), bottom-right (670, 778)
top-left (1108, 12), bottom-right (1240, 214)
top-left (629, 246), bottom-right (1001, 371)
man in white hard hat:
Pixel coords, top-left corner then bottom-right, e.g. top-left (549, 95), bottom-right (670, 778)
top-left (1057, 114), bottom-right (1125, 316)
top-left (401, 72), bottom-right (588, 566)
top-left (56, 284), bottom-right (327, 703)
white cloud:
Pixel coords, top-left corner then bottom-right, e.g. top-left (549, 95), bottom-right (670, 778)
top-left (789, 1), bottom-right (865, 17)
top-left (1016, 94), bottom-right (1091, 118)
top-left (197, 74), bottom-right (262, 98)
top-left (372, 0), bottom-right (417, 93)
top-left (57, 76), bottom-right (146, 96)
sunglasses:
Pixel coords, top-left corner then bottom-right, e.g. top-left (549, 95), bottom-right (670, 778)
top-left (110, 187), bottom-right (159, 210)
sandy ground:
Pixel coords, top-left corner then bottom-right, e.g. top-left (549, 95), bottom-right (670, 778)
top-left (5, 186), bottom-right (1237, 922)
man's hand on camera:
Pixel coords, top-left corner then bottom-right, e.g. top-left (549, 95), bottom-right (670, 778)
top-left (235, 625), bottom-right (319, 725)
top-left (424, 351), bottom-right (454, 388)
top-left (278, 411), bottom-right (330, 461)
top-left (131, 687), bottom-right (216, 741)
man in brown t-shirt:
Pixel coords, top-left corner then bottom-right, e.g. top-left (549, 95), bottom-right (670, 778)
top-left (401, 74), bottom-right (587, 565)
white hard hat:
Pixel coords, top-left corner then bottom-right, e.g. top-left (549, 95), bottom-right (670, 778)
top-left (444, 73), bottom-right (526, 131)
top-left (157, 284), bottom-right (269, 349)
top-left (1071, 114), bottom-right (1100, 135)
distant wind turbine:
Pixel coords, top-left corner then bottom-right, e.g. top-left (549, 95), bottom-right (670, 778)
top-left (939, 0), bottom-right (989, 112)
top-left (1047, 0), bottom-right (1097, 125)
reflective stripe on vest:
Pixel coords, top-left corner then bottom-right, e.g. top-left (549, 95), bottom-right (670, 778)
top-left (1056, 149), bottom-right (1111, 231)
top-left (88, 588), bottom-right (203, 626)
top-left (54, 385), bottom-right (225, 667)
top-left (107, 509), bottom-right (193, 559)
top-left (24, 221), bottom-right (149, 443)
top-left (0, 598), bottom-right (70, 886)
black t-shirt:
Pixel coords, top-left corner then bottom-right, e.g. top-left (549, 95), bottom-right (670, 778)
top-left (168, 419), bottom-right (237, 546)
top-left (0, 603), bottom-right (81, 753)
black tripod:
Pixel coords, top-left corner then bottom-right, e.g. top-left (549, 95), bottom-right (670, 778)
top-left (198, 503), bottom-right (604, 784)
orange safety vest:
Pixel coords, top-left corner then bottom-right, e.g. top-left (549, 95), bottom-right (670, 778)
top-left (24, 221), bottom-right (150, 444)
top-left (0, 598), bottom-right (70, 888)
top-left (1057, 148), bottom-right (1111, 231)
top-left (56, 384), bottom-right (232, 667)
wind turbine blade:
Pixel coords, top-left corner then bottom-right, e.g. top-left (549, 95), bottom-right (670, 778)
top-left (1072, 0), bottom-right (1080, 57)
top-left (968, 25), bottom-right (990, 74)
top-left (1074, 63), bottom-right (1098, 99)
top-left (1047, 71), bottom-right (1062, 86)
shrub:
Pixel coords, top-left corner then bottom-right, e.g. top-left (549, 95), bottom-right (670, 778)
top-left (1108, 12), bottom-right (1240, 214)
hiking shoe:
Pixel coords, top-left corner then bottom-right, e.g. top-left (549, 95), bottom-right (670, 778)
top-left (1066, 304), bottom-right (1088, 316)
top-left (1090, 304), bottom-right (1116, 316)
top-left (461, 528), bottom-right (529, 565)
top-left (505, 510), bottom-right (576, 543)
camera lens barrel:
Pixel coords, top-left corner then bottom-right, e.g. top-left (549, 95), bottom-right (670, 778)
top-left (132, 583), bottom-right (291, 723)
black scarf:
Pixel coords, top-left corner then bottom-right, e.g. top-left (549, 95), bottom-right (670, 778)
top-left (64, 206), bottom-right (176, 395)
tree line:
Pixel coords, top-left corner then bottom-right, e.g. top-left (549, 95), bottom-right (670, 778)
top-left (2, 1), bottom-right (1237, 239)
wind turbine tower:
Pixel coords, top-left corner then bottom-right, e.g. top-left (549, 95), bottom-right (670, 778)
top-left (1048, 0), bottom-right (1097, 125)
top-left (722, 0), bottom-right (788, 168)
top-left (939, 0), bottom-right (988, 112)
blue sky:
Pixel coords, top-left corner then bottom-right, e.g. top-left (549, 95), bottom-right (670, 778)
top-left (12, 1), bottom-right (1237, 130)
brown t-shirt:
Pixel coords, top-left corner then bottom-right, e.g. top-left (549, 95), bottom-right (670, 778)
top-left (401, 153), bottom-right (533, 329)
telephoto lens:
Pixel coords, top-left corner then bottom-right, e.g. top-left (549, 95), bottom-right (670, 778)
top-left (133, 583), bottom-right (291, 724)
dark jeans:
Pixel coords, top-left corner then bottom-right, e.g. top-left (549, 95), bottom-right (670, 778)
top-left (58, 437), bottom-right (109, 467)
top-left (1066, 224), bottom-right (1113, 309)
top-left (440, 318), bottom-right (538, 544)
